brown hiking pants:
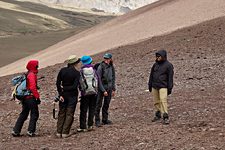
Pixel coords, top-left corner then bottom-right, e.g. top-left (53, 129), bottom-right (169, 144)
top-left (57, 107), bottom-right (75, 134)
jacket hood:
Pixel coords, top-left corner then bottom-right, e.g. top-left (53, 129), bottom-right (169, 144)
top-left (156, 50), bottom-right (167, 59)
top-left (26, 60), bottom-right (39, 73)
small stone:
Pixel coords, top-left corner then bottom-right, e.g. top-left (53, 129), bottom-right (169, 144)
top-left (209, 128), bottom-right (216, 131)
top-left (40, 147), bottom-right (49, 150)
top-left (219, 133), bottom-right (223, 136)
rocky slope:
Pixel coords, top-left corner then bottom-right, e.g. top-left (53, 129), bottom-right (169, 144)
top-left (1, 0), bottom-right (225, 77)
top-left (0, 15), bottom-right (225, 150)
top-left (0, 0), bottom-right (113, 67)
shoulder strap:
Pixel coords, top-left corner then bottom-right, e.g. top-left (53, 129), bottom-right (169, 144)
top-left (80, 69), bottom-right (88, 89)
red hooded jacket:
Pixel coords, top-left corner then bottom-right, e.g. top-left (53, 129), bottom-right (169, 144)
top-left (26, 60), bottom-right (40, 99)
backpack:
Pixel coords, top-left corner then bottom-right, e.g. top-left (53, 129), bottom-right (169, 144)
top-left (80, 67), bottom-right (98, 96)
top-left (11, 74), bottom-right (31, 100)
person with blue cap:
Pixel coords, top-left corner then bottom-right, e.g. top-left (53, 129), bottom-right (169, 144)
top-left (95, 53), bottom-right (116, 127)
top-left (77, 55), bottom-right (98, 132)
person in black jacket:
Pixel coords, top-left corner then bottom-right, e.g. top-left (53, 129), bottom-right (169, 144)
top-left (148, 50), bottom-right (174, 124)
top-left (95, 53), bottom-right (116, 127)
top-left (56, 55), bottom-right (80, 138)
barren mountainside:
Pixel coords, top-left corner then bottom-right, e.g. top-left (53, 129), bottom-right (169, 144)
top-left (1, 0), bottom-right (225, 77)
top-left (19, 0), bottom-right (159, 13)
top-left (1, 0), bottom-right (225, 149)
top-left (1, 16), bottom-right (225, 149)
top-left (0, 0), bottom-right (114, 67)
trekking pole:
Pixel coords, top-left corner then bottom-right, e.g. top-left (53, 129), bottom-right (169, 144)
top-left (53, 102), bottom-right (57, 119)
top-left (38, 76), bottom-right (45, 80)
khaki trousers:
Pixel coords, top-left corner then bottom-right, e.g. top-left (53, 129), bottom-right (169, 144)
top-left (152, 88), bottom-right (168, 114)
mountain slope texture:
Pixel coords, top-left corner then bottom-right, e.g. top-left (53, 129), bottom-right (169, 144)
top-left (1, 0), bottom-right (225, 149)
top-left (1, 0), bottom-right (225, 77)
top-left (18, 0), bottom-right (159, 14)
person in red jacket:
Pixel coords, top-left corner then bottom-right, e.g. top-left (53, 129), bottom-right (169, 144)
top-left (12, 60), bottom-right (41, 137)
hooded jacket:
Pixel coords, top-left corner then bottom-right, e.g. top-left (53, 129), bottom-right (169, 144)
top-left (26, 60), bottom-right (40, 99)
top-left (97, 61), bottom-right (116, 92)
top-left (148, 50), bottom-right (174, 92)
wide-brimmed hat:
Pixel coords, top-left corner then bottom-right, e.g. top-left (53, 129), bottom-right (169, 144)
top-left (81, 55), bottom-right (92, 65)
top-left (67, 55), bottom-right (80, 64)
top-left (103, 53), bottom-right (112, 59)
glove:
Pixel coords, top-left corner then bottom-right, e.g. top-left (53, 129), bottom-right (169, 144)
top-left (36, 98), bottom-right (41, 105)
top-left (168, 89), bottom-right (172, 95)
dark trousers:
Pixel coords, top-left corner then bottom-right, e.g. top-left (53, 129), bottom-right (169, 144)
top-left (13, 98), bottom-right (39, 133)
top-left (79, 94), bottom-right (97, 129)
top-left (57, 95), bottom-right (77, 134)
top-left (95, 90), bottom-right (112, 122)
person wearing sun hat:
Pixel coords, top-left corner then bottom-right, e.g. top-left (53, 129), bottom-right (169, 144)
top-left (56, 55), bottom-right (80, 138)
top-left (95, 53), bottom-right (116, 127)
top-left (77, 55), bottom-right (98, 132)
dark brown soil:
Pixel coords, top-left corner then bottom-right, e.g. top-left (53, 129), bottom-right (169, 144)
top-left (1, 16), bottom-right (225, 149)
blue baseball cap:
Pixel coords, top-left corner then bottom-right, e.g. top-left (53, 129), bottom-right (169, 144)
top-left (81, 55), bottom-right (92, 65)
top-left (103, 53), bottom-right (112, 59)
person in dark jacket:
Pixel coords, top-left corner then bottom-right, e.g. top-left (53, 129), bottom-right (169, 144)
top-left (77, 55), bottom-right (98, 132)
top-left (148, 50), bottom-right (174, 124)
top-left (12, 60), bottom-right (41, 137)
top-left (56, 55), bottom-right (80, 138)
top-left (95, 53), bottom-right (116, 127)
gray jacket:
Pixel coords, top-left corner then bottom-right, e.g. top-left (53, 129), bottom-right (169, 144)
top-left (97, 62), bottom-right (116, 92)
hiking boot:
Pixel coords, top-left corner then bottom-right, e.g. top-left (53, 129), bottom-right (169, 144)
top-left (152, 116), bottom-right (161, 122)
top-left (77, 128), bottom-right (88, 132)
top-left (152, 111), bottom-right (162, 122)
top-left (27, 131), bottom-right (36, 137)
top-left (162, 113), bottom-right (169, 125)
top-left (95, 121), bottom-right (102, 128)
top-left (87, 126), bottom-right (94, 131)
top-left (62, 134), bottom-right (71, 138)
top-left (12, 131), bottom-right (20, 137)
top-left (162, 118), bottom-right (170, 125)
top-left (102, 120), bottom-right (112, 125)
